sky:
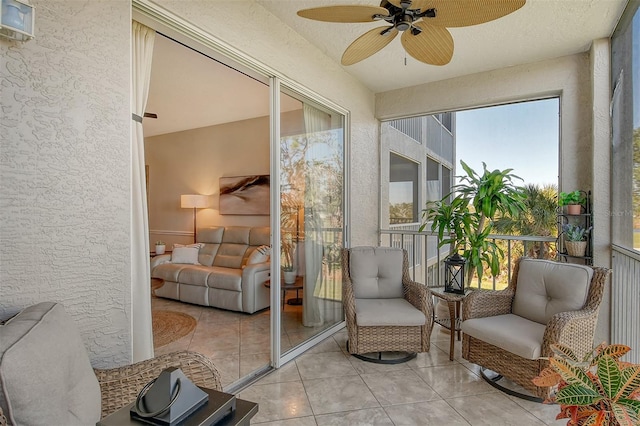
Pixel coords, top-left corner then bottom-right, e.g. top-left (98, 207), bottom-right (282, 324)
top-left (455, 98), bottom-right (559, 188)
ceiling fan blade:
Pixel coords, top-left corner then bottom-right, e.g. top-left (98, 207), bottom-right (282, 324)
top-left (297, 6), bottom-right (389, 23)
top-left (341, 26), bottom-right (398, 66)
top-left (386, 0), bottom-right (433, 12)
top-left (425, 0), bottom-right (526, 28)
top-left (401, 21), bottom-right (453, 65)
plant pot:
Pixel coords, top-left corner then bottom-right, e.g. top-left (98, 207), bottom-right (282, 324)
top-left (566, 204), bottom-right (582, 215)
top-left (565, 241), bottom-right (587, 257)
top-left (283, 270), bottom-right (297, 284)
top-left (155, 245), bottom-right (166, 255)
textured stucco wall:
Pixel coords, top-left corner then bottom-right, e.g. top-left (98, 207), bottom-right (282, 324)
top-left (0, 0), bottom-right (132, 367)
top-left (150, 0), bottom-right (380, 247)
top-left (590, 39), bottom-right (612, 343)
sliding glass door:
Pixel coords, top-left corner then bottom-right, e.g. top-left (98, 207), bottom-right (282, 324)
top-left (278, 87), bottom-right (346, 360)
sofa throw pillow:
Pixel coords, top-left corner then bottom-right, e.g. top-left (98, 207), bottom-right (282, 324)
top-left (171, 247), bottom-right (200, 265)
top-left (248, 245), bottom-right (271, 264)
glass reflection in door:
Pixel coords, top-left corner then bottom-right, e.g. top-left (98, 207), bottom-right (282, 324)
top-left (279, 90), bottom-right (345, 352)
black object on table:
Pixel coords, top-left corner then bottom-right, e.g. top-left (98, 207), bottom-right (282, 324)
top-left (97, 388), bottom-right (258, 426)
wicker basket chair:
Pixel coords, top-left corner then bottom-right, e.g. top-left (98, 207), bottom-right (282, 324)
top-left (95, 350), bottom-right (222, 419)
top-left (342, 247), bottom-right (433, 361)
top-left (461, 257), bottom-right (610, 400)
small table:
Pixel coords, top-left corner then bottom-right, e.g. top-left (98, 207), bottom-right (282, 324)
top-left (97, 387), bottom-right (258, 426)
top-left (428, 287), bottom-right (473, 361)
top-left (264, 276), bottom-right (303, 309)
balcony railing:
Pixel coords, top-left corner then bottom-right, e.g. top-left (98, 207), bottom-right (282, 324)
top-left (379, 228), bottom-right (557, 290)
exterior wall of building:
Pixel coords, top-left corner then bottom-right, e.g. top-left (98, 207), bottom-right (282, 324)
top-left (0, 0), bottom-right (132, 367)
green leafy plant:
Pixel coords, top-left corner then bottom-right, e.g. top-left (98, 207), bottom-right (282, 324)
top-left (420, 161), bottom-right (526, 284)
top-left (559, 190), bottom-right (586, 206)
top-left (563, 224), bottom-right (592, 242)
top-left (533, 343), bottom-right (640, 425)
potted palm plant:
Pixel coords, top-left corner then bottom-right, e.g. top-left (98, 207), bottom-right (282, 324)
top-left (420, 161), bottom-right (526, 285)
top-left (562, 223), bottom-right (591, 257)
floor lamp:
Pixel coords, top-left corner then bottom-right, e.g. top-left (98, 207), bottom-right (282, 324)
top-left (181, 194), bottom-right (209, 243)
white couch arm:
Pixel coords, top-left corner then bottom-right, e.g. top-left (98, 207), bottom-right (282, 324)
top-left (150, 254), bottom-right (171, 270)
top-left (241, 262), bottom-right (271, 314)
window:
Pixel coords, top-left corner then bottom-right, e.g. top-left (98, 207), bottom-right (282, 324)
top-left (611, 1), bottom-right (640, 251)
top-left (389, 153), bottom-right (419, 224)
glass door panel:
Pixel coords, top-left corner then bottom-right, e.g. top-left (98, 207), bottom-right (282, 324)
top-left (279, 88), bottom-right (345, 353)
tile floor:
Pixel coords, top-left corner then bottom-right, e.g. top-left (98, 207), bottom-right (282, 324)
top-left (240, 328), bottom-right (566, 425)
top-left (152, 288), bottom-right (565, 425)
top-left (152, 284), bottom-right (331, 387)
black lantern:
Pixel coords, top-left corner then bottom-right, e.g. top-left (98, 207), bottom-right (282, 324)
top-left (444, 252), bottom-right (466, 294)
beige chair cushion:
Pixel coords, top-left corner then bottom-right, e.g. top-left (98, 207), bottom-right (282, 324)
top-left (207, 266), bottom-right (243, 291)
top-left (0, 302), bottom-right (101, 425)
top-left (355, 298), bottom-right (426, 326)
top-left (462, 313), bottom-right (546, 360)
top-left (213, 227), bottom-right (250, 269)
top-left (512, 258), bottom-right (593, 325)
top-left (349, 246), bottom-right (404, 299)
top-left (198, 227), bottom-right (224, 266)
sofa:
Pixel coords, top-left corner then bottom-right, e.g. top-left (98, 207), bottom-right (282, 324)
top-left (151, 226), bottom-right (271, 314)
top-left (0, 302), bottom-right (221, 425)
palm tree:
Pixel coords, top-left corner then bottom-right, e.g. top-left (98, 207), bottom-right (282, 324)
top-left (495, 183), bottom-right (558, 259)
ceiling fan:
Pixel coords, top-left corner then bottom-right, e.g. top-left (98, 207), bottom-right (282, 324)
top-left (297, 0), bottom-right (525, 66)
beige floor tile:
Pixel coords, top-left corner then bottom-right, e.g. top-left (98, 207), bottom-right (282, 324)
top-left (256, 361), bottom-right (301, 385)
top-left (315, 408), bottom-right (394, 425)
top-left (303, 375), bottom-right (380, 415)
top-left (447, 393), bottom-right (546, 425)
top-left (360, 370), bottom-right (440, 406)
top-left (254, 416), bottom-right (317, 426)
top-left (239, 381), bottom-right (313, 423)
top-left (506, 395), bottom-right (566, 425)
top-left (295, 351), bottom-right (358, 380)
top-left (303, 336), bottom-right (343, 354)
top-left (239, 352), bottom-right (271, 377)
top-left (383, 400), bottom-right (470, 425)
top-left (415, 364), bottom-right (496, 398)
top-left (407, 345), bottom-right (455, 369)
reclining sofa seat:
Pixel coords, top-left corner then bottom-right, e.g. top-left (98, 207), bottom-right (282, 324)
top-left (153, 226), bottom-right (270, 314)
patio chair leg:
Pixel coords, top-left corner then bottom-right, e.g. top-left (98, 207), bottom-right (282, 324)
top-left (480, 367), bottom-right (543, 403)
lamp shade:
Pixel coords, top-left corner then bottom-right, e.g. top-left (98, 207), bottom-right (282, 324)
top-left (181, 194), bottom-right (209, 209)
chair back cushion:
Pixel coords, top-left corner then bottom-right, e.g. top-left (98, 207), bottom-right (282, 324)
top-left (349, 246), bottom-right (404, 299)
top-left (0, 302), bottom-right (101, 425)
top-left (213, 226), bottom-right (251, 269)
top-left (512, 258), bottom-right (594, 325)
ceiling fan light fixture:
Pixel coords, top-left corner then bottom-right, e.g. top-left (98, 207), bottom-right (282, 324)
top-left (395, 14), bottom-right (413, 31)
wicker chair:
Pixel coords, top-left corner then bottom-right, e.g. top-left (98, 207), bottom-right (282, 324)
top-left (342, 247), bottom-right (433, 362)
top-left (461, 257), bottom-right (610, 400)
top-left (0, 302), bottom-right (221, 425)
top-left (94, 350), bottom-right (222, 419)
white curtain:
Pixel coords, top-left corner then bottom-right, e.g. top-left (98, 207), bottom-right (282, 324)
top-left (131, 21), bottom-right (155, 361)
top-left (302, 103), bottom-right (330, 327)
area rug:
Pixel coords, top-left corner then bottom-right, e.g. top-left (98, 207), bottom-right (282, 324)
top-left (152, 310), bottom-right (197, 348)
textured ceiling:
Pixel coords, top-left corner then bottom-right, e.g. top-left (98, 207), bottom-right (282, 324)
top-left (257, 0), bottom-right (628, 92)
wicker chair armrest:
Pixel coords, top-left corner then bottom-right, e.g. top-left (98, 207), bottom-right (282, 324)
top-left (541, 307), bottom-right (600, 358)
top-left (342, 276), bottom-right (356, 324)
top-left (94, 351), bottom-right (221, 419)
top-left (404, 280), bottom-right (433, 319)
top-left (462, 288), bottom-right (514, 320)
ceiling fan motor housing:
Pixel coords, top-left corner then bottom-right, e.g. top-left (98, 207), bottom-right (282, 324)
top-left (395, 14), bottom-right (413, 31)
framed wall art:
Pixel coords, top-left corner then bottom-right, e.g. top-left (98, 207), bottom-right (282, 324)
top-left (219, 175), bottom-right (270, 215)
